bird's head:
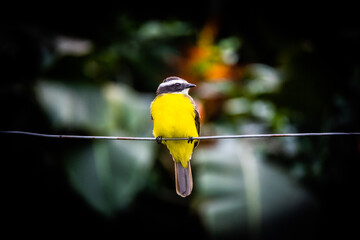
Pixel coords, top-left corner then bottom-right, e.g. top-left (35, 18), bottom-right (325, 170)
top-left (156, 76), bottom-right (196, 95)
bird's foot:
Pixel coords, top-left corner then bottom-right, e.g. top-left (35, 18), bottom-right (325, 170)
top-left (187, 137), bottom-right (194, 144)
top-left (156, 136), bottom-right (163, 144)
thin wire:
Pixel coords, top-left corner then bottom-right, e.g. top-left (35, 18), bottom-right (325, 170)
top-left (1, 130), bottom-right (359, 141)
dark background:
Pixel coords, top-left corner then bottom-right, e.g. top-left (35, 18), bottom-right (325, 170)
top-left (1, 1), bottom-right (359, 239)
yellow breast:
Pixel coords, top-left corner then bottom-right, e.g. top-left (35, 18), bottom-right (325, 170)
top-left (151, 93), bottom-right (198, 138)
top-left (151, 93), bottom-right (199, 167)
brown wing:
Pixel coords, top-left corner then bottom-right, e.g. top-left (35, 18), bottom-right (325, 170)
top-left (194, 106), bottom-right (201, 149)
top-left (185, 95), bottom-right (201, 149)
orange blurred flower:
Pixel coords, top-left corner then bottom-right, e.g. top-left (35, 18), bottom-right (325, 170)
top-left (176, 20), bottom-right (239, 83)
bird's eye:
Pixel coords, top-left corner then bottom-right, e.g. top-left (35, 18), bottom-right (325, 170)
top-left (175, 83), bottom-right (181, 87)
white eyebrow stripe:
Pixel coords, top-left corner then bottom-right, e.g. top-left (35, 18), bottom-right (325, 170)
top-left (159, 79), bottom-right (188, 87)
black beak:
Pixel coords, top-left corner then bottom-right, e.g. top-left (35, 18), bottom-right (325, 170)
top-left (186, 83), bottom-right (196, 88)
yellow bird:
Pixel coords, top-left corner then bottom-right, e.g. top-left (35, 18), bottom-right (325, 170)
top-left (151, 76), bottom-right (200, 197)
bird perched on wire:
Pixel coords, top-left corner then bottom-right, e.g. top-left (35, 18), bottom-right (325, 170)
top-left (151, 76), bottom-right (200, 197)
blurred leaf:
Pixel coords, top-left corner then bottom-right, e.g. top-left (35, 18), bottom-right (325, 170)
top-left (67, 139), bottom-right (154, 214)
top-left (36, 81), bottom-right (153, 135)
top-left (193, 139), bottom-right (315, 237)
top-left (243, 64), bottom-right (281, 95)
top-left (138, 20), bottom-right (192, 40)
top-left (36, 81), bottom-right (111, 132)
top-left (35, 80), bottom-right (155, 214)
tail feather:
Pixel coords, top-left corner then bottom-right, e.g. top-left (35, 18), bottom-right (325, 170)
top-left (174, 161), bottom-right (193, 197)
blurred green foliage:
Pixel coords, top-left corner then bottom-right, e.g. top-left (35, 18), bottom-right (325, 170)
top-left (36, 81), bottom-right (155, 214)
top-left (1, 2), bottom-right (359, 239)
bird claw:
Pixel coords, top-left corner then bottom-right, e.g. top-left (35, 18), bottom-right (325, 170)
top-left (187, 137), bottom-right (194, 144)
top-left (156, 136), bottom-right (163, 144)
